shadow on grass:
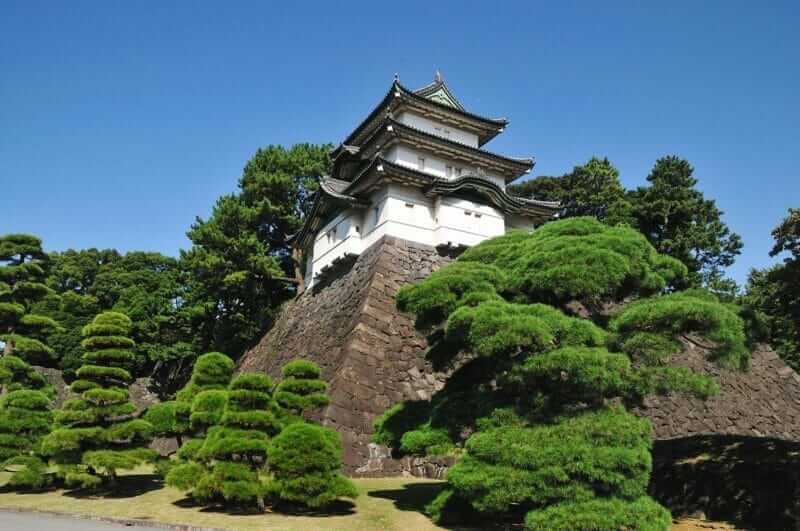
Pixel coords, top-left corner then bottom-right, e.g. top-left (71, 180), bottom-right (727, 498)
top-left (173, 496), bottom-right (356, 517)
top-left (63, 473), bottom-right (163, 499)
top-left (650, 434), bottom-right (800, 530)
top-left (368, 482), bottom-right (444, 513)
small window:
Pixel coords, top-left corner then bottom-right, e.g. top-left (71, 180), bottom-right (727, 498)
top-left (475, 212), bottom-right (483, 218)
top-left (355, 225), bottom-right (360, 233)
top-left (464, 211), bottom-right (472, 216)
top-left (443, 129), bottom-right (451, 138)
top-left (446, 165), bottom-right (453, 178)
top-left (373, 206), bottom-right (380, 224)
top-left (417, 157), bottom-right (426, 170)
top-left (455, 167), bottom-right (463, 177)
top-left (405, 202), bottom-right (414, 208)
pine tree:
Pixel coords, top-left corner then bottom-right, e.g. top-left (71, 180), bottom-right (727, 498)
top-left (168, 358), bottom-right (351, 512)
top-left (274, 359), bottom-right (330, 418)
top-left (508, 157), bottom-right (634, 226)
top-left (169, 373), bottom-right (281, 509)
top-left (0, 234), bottom-right (60, 488)
top-left (376, 218), bottom-right (749, 529)
top-left (41, 312), bottom-right (156, 489)
top-left (0, 234), bottom-right (59, 363)
top-left (145, 351), bottom-right (234, 473)
top-left (630, 156), bottom-right (742, 286)
top-left (267, 422), bottom-right (357, 509)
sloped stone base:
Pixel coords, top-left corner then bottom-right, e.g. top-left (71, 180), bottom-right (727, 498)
top-left (238, 236), bottom-right (453, 475)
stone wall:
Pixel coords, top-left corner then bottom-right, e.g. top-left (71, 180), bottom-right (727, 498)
top-left (239, 236), bottom-right (453, 475)
top-left (634, 338), bottom-right (800, 441)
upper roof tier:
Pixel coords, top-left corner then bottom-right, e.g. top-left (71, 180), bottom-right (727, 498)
top-left (330, 76), bottom-right (510, 160)
top-left (332, 117), bottom-right (534, 183)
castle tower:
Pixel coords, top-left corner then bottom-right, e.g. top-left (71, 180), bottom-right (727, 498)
top-left (293, 73), bottom-right (559, 288)
top-left (241, 75), bottom-right (559, 474)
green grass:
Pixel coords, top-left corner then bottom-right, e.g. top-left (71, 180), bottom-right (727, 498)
top-left (0, 468), bottom-right (448, 530)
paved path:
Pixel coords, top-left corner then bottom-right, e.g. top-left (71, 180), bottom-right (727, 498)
top-left (2, 511), bottom-right (165, 530)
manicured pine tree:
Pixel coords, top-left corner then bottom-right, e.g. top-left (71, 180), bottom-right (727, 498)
top-left (274, 359), bottom-right (330, 419)
top-left (169, 373), bottom-right (281, 510)
top-left (168, 359), bottom-right (350, 512)
top-left (144, 351), bottom-right (234, 450)
top-left (376, 218), bottom-right (749, 530)
top-left (0, 234), bottom-right (59, 364)
top-left (267, 422), bottom-right (357, 509)
top-left (41, 312), bottom-right (156, 489)
top-left (0, 234), bottom-right (60, 488)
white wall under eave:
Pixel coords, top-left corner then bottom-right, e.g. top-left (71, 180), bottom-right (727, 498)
top-left (360, 185), bottom-right (437, 250)
top-left (385, 144), bottom-right (507, 189)
top-left (396, 111), bottom-right (479, 148)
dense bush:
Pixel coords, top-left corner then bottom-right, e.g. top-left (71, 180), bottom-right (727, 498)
top-left (41, 312), bottom-right (156, 488)
top-left (377, 218), bottom-right (750, 529)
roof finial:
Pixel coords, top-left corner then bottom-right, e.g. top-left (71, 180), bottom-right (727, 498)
top-left (435, 69), bottom-right (443, 83)
top-left (394, 72), bottom-right (400, 83)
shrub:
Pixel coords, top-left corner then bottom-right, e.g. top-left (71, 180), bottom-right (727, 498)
top-left (268, 422), bottom-right (357, 508)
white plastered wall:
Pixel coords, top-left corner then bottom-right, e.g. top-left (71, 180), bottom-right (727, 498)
top-left (396, 111), bottom-right (479, 147)
top-left (384, 144), bottom-right (506, 189)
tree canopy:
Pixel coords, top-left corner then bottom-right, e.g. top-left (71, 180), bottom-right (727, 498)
top-left (743, 208), bottom-right (800, 369)
top-left (508, 157), bottom-right (633, 226)
top-left (181, 143), bottom-right (331, 359)
top-left (376, 217), bottom-right (749, 529)
top-left (510, 156), bottom-right (743, 289)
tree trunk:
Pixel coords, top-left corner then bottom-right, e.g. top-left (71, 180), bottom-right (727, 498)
top-left (2, 337), bottom-right (13, 356)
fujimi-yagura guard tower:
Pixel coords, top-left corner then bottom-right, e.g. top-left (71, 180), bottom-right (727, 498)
top-left (293, 72), bottom-right (559, 288)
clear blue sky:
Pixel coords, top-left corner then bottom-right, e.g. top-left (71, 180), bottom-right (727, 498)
top-left (2, 1), bottom-right (798, 285)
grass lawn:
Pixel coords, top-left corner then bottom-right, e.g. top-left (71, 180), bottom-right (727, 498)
top-left (0, 469), bottom-right (447, 531)
top-left (0, 468), bottom-right (735, 530)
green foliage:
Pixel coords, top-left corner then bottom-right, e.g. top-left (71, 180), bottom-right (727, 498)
top-left (275, 359), bottom-right (329, 416)
top-left (167, 358), bottom-right (347, 513)
top-left (37, 249), bottom-right (196, 396)
top-left (181, 144), bottom-right (331, 358)
top-left (743, 208), bottom-right (800, 370)
top-left (268, 422), bottom-right (357, 508)
top-left (403, 218), bottom-right (687, 314)
top-left (41, 311), bottom-right (156, 489)
top-left (630, 156), bottom-right (743, 286)
top-left (168, 372), bottom-right (278, 509)
top-left (509, 157), bottom-right (634, 226)
top-left (611, 290), bottom-right (749, 369)
top-left (0, 234), bottom-right (59, 366)
top-left (523, 496), bottom-right (672, 530)
top-left (0, 234), bottom-right (57, 489)
top-left (377, 218), bottom-right (752, 529)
